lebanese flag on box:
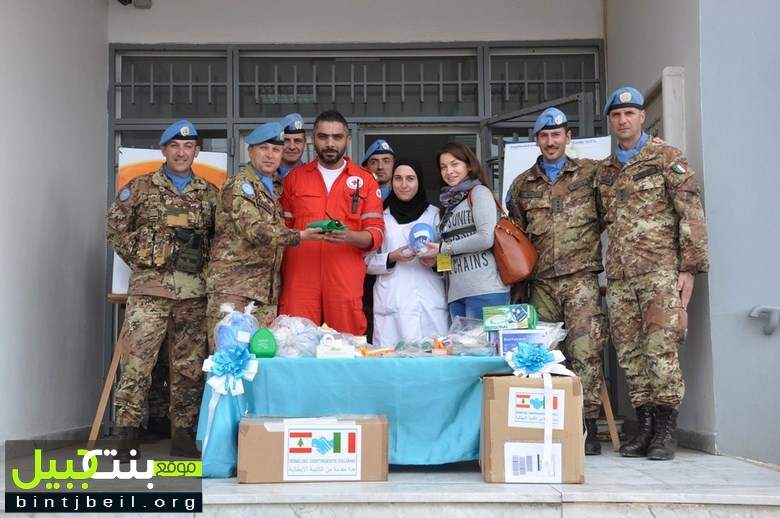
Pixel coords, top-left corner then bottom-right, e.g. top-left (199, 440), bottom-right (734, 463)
top-left (288, 432), bottom-right (312, 453)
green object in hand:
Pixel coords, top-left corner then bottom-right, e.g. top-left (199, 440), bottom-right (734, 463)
top-left (307, 218), bottom-right (347, 233)
top-left (249, 328), bottom-right (277, 358)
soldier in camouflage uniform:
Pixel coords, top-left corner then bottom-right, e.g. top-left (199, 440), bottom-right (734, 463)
top-left (206, 121), bottom-right (321, 350)
top-left (507, 108), bottom-right (607, 456)
top-left (145, 339), bottom-right (170, 439)
top-left (107, 120), bottom-right (218, 460)
top-left (596, 87), bottom-right (709, 460)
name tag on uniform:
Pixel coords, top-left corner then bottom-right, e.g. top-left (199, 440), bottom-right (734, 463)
top-left (436, 254), bottom-right (452, 272)
top-left (166, 207), bottom-right (188, 227)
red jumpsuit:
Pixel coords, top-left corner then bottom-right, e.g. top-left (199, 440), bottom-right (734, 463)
top-left (280, 158), bottom-right (385, 334)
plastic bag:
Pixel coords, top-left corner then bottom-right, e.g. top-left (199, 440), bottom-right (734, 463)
top-left (213, 302), bottom-right (259, 352)
top-left (394, 339), bottom-right (435, 357)
top-left (447, 316), bottom-right (494, 356)
top-left (535, 321), bottom-right (568, 350)
top-left (269, 315), bottom-right (320, 357)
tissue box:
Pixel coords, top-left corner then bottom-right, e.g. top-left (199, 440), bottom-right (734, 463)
top-left (497, 329), bottom-right (549, 355)
top-left (482, 304), bottom-right (537, 331)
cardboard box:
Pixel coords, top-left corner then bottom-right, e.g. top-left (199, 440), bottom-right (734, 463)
top-left (481, 375), bottom-right (584, 484)
top-left (482, 304), bottom-right (537, 331)
top-left (238, 415), bottom-right (388, 483)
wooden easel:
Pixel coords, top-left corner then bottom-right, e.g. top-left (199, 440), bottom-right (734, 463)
top-left (88, 332), bottom-right (125, 447)
top-left (599, 374), bottom-right (621, 451)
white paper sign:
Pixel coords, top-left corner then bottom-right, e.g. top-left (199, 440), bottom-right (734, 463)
top-left (507, 387), bottom-right (565, 430)
top-left (283, 424), bottom-right (362, 481)
top-left (110, 147), bottom-right (228, 294)
top-left (504, 442), bottom-right (562, 483)
top-left (501, 136), bottom-right (612, 209)
top-left (111, 254), bottom-right (131, 294)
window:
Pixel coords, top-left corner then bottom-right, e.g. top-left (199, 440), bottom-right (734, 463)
top-left (114, 52), bottom-right (228, 120)
top-left (238, 51), bottom-right (479, 118)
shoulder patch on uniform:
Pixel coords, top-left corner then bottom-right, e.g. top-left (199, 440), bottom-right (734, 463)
top-left (118, 187), bottom-right (131, 202)
top-left (241, 183), bottom-right (255, 196)
top-left (376, 188), bottom-right (382, 198)
top-left (671, 161), bottom-right (687, 174)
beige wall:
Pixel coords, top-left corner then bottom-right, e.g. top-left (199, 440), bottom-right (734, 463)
top-left (108, 0), bottom-right (603, 43)
top-left (0, 0), bottom-right (108, 440)
top-left (605, 0), bottom-right (716, 447)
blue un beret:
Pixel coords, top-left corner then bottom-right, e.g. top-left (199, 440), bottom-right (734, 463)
top-left (604, 86), bottom-right (645, 115)
top-left (280, 113), bottom-right (305, 134)
top-left (246, 121), bottom-right (285, 146)
top-left (160, 119), bottom-right (198, 146)
top-left (361, 139), bottom-right (395, 166)
top-left (533, 108), bottom-right (568, 136)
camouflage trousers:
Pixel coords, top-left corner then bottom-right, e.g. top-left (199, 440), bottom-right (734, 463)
top-left (114, 295), bottom-right (207, 429)
top-left (206, 294), bottom-right (278, 352)
top-left (606, 269), bottom-right (686, 408)
top-left (531, 271), bottom-right (606, 419)
top-left (147, 339), bottom-right (169, 419)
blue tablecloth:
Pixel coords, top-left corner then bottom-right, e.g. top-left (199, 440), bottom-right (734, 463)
top-left (196, 356), bottom-right (511, 478)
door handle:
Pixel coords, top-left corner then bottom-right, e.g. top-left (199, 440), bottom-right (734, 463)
top-left (749, 306), bottom-right (780, 336)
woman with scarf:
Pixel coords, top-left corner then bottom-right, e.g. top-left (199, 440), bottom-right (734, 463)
top-left (364, 159), bottom-right (448, 347)
top-left (420, 142), bottom-right (509, 318)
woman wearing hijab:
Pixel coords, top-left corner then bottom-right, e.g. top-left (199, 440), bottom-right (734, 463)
top-left (364, 159), bottom-right (448, 347)
top-left (419, 142), bottom-right (510, 318)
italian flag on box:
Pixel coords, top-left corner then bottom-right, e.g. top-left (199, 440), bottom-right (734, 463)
top-left (332, 431), bottom-right (357, 453)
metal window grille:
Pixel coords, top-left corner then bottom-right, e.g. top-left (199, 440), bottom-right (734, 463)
top-left (489, 50), bottom-right (600, 116)
top-left (114, 52), bottom-right (229, 119)
top-left (237, 51), bottom-right (479, 118)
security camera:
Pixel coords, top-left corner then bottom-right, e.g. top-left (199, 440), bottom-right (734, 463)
top-left (116, 0), bottom-right (152, 7)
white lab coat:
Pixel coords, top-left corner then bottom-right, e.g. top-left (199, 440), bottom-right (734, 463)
top-left (365, 205), bottom-right (449, 347)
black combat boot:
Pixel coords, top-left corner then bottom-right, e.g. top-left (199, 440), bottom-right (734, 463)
top-left (170, 427), bottom-right (200, 458)
top-left (112, 426), bottom-right (140, 463)
top-left (584, 418), bottom-right (602, 455)
top-left (647, 405), bottom-right (678, 460)
top-left (619, 404), bottom-right (654, 457)
top-left (141, 416), bottom-right (171, 442)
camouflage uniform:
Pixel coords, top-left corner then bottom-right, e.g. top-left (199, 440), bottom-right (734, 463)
top-left (147, 338), bottom-right (169, 420)
top-left (206, 163), bottom-right (300, 351)
top-left (596, 137), bottom-right (709, 408)
top-left (508, 157), bottom-right (606, 419)
top-left (107, 167), bottom-right (218, 428)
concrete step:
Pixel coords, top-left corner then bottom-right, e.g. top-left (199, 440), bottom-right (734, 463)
top-left (199, 447), bottom-right (780, 517)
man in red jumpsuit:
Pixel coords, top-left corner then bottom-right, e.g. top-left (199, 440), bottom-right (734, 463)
top-left (280, 110), bottom-right (385, 335)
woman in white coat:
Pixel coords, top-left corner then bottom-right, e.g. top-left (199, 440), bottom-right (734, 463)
top-left (365, 159), bottom-right (449, 347)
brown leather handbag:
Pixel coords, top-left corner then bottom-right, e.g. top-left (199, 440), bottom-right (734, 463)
top-left (469, 189), bottom-right (538, 284)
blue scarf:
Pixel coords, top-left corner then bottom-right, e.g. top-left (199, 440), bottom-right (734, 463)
top-left (164, 166), bottom-right (192, 193)
top-left (616, 132), bottom-right (650, 165)
top-left (279, 161), bottom-right (302, 179)
top-left (380, 184), bottom-right (392, 201)
top-left (256, 172), bottom-right (275, 197)
top-left (540, 156), bottom-right (567, 183)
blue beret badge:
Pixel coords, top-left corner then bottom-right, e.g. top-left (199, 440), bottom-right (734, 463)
top-left (119, 187), bottom-right (131, 202)
top-left (241, 183), bottom-right (255, 197)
